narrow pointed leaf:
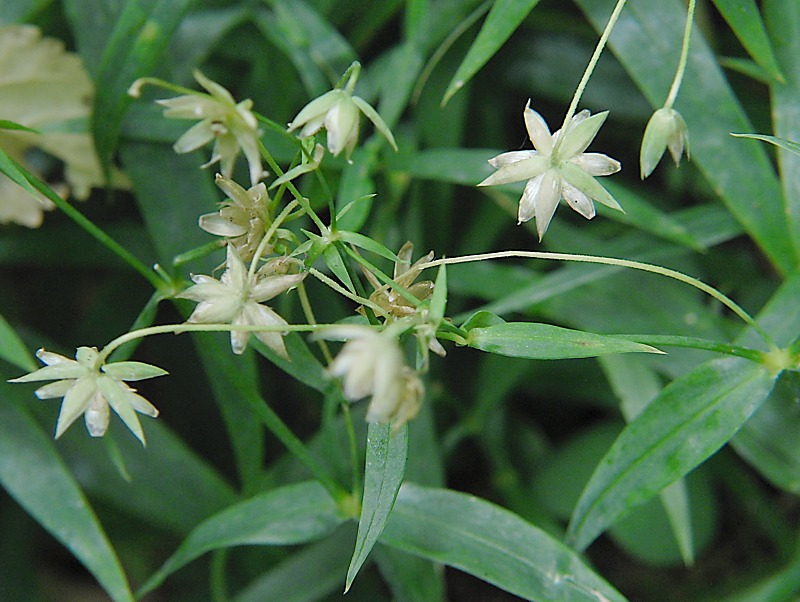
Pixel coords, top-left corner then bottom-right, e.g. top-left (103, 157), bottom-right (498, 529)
top-left (93, 0), bottom-right (194, 180)
top-left (346, 422), bottom-right (408, 591)
top-left (442, 0), bottom-right (542, 105)
top-left (381, 483), bottom-right (627, 602)
top-left (712, 0), bottom-right (784, 82)
top-left (138, 481), bottom-right (343, 595)
top-left (567, 357), bottom-right (777, 551)
top-left (466, 321), bottom-right (662, 359)
top-left (0, 390), bottom-right (133, 602)
top-left (0, 145), bottom-right (40, 198)
top-left (0, 312), bottom-right (36, 371)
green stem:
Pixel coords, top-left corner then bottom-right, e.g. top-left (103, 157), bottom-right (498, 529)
top-left (614, 334), bottom-right (764, 363)
top-left (17, 162), bottom-right (161, 289)
top-left (341, 402), bottom-right (362, 495)
top-left (298, 282), bottom-right (333, 364)
top-left (343, 246), bottom-right (421, 308)
top-left (308, 268), bottom-right (391, 318)
top-left (560, 0), bottom-right (628, 130)
top-left (664, 0), bottom-right (696, 109)
top-left (209, 550), bottom-right (229, 602)
top-left (256, 139), bottom-right (328, 232)
top-left (424, 251), bottom-right (777, 349)
top-left (248, 199), bottom-right (299, 279)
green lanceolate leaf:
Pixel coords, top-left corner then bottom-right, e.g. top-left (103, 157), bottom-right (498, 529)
top-left (138, 481), bottom-right (344, 596)
top-left (381, 483), bottom-right (627, 602)
top-left (0, 145), bottom-right (39, 198)
top-left (465, 320), bottom-right (663, 360)
top-left (731, 133), bottom-right (800, 156)
top-left (712, 0), bottom-right (784, 82)
top-left (93, 0), bottom-right (194, 181)
top-left (566, 357), bottom-right (778, 551)
top-left (346, 422), bottom-right (409, 591)
top-left (0, 389), bottom-right (133, 602)
top-left (442, 0), bottom-right (542, 105)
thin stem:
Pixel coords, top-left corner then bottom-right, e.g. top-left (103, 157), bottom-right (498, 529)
top-left (308, 268), bottom-right (391, 319)
top-left (423, 251), bottom-right (777, 349)
top-left (561, 0), bottom-right (628, 130)
top-left (341, 402), bottom-right (362, 495)
top-left (664, 0), bottom-right (696, 109)
top-left (17, 161), bottom-right (162, 289)
top-left (298, 282), bottom-right (333, 364)
top-left (257, 139), bottom-right (328, 232)
top-left (97, 322), bottom-right (341, 364)
top-left (343, 246), bottom-right (421, 308)
top-left (248, 199), bottom-right (299, 279)
top-left (209, 550), bottom-right (229, 602)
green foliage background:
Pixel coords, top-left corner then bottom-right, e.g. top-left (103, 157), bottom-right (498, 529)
top-left (2, 1), bottom-right (800, 601)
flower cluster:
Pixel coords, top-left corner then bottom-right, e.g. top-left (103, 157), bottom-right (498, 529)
top-left (9, 348), bottom-right (165, 444)
top-left (479, 101), bottom-right (622, 241)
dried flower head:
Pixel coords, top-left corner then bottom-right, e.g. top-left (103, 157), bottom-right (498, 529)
top-left (478, 101), bottom-right (622, 240)
top-left (363, 242), bottom-right (435, 319)
top-left (8, 347), bottom-right (165, 444)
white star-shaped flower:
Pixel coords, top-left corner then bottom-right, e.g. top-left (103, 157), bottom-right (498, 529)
top-left (153, 70), bottom-right (264, 185)
top-left (478, 101), bottom-right (623, 240)
top-left (9, 347), bottom-right (165, 444)
top-left (177, 246), bottom-right (305, 357)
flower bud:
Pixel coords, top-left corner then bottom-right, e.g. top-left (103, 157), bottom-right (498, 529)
top-left (640, 107), bottom-right (689, 179)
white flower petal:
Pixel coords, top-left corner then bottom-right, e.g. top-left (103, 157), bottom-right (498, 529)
top-left (173, 120), bottom-right (215, 153)
top-left (571, 152), bottom-right (621, 176)
top-left (186, 298), bottom-right (241, 324)
top-left (127, 391), bottom-right (159, 417)
top-left (9, 362), bottom-right (85, 383)
top-left (487, 150), bottom-right (537, 168)
top-left (98, 377), bottom-right (144, 443)
top-left (325, 97), bottom-right (359, 156)
top-left (250, 273), bottom-right (305, 303)
top-left (55, 376), bottom-right (95, 438)
top-left (562, 180), bottom-right (596, 219)
top-left (478, 154), bottom-right (548, 187)
top-left (523, 101), bottom-right (554, 154)
top-left (229, 312), bottom-right (250, 355)
top-left (34, 380), bottom-right (75, 399)
top-left (102, 361), bottom-right (167, 381)
top-left (532, 170), bottom-right (562, 241)
top-left (199, 212), bottom-right (249, 237)
top-left (288, 90), bottom-right (341, 132)
top-left (84, 393), bottom-right (110, 437)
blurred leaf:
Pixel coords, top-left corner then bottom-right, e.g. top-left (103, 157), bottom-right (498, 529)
top-left (599, 355), bottom-right (695, 565)
top-left (442, 0), bottom-right (542, 105)
top-left (93, 0), bottom-right (195, 180)
top-left (257, 0), bottom-right (357, 96)
top-left (138, 481), bottom-right (344, 595)
top-left (60, 420), bottom-right (237, 535)
top-left (765, 0), bottom-right (800, 259)
top-left (0, 312), bottom-right (35, 371)
top-left (346, 422), bottom-right (408, 591)
top-left (566, 357), bottom-right (777, 551)
top-left (374, 545), bottom-right (445, 602)
top-left (381, 483), bottom-right (628, 602)
top-left (234, 525), bottom-right (355, 602)
top-left (0, 388), bottom-right (133, 602)
top-left (337, 146), bottom-right (378, 232)
top-left (712, 0), bottom-right (784, 82)
top-left (62, 0), bottom-right (125, 76)
top-left (377, 43), bottom-right (424, 129)
top-left (465, 320), bottom-right (663, 359)
top-left (577, 0), bottom-right (797, 274)
top-left (192, 333), bottom-right (264, 494)
top-left (0, 0), bottom-right (49, 22)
